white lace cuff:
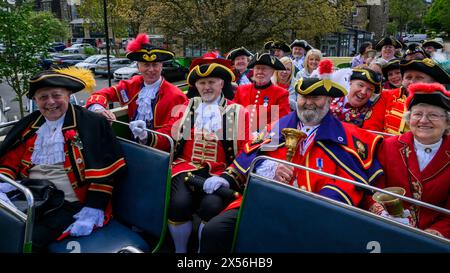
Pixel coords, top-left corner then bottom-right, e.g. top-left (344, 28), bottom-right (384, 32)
top-left (255, 160), bottom-right (279, 180)
top-left (88, 104), bottom-right (106, 112)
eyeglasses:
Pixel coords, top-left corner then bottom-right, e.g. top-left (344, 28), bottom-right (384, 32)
top-left (410, 112), bottom-right (446, 121)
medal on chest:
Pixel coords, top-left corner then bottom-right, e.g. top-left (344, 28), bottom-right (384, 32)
top-left (263, 96), bottom-right (269, 107)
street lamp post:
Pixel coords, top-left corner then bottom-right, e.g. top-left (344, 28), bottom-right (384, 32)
top-left (103, 0), bottom-right (111, 88)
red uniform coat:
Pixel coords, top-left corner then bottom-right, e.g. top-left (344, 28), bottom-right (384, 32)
top-left (233, 83), bottom-right (290, 132)
top-left (85, 75), bottom-right (187, 129)
top-left (0, 105), bottom-right (126, 212)
top-left (149, 97), bottom-right (250, 183)
top-left (225, 112), bottom-right (384, 210)
top-left (367, 132), bottom-right (450, 238)
top-left (364, 87), bottom-right (408, 135)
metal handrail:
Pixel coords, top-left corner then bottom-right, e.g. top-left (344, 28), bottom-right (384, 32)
top-left (0, 120), bottom-right (18, 129)
top-left (111, 120), bottom-right (175, 167)
top-left (0, 173), bottom-right (35, 252)
top-left (247, 155), bottom-right (450, 216)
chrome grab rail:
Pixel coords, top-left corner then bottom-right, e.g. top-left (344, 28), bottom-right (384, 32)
top-left (0, 173), bottom-right (35, 252)
top-left (111, 120), bottom-right (175, 166)
top-left (247, 155), bottom-right (450, 216)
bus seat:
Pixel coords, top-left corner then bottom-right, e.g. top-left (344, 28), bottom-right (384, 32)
top-left (48, 138), bottom-right (171, 253)
top-left (233, 174), bottom-right (450, 253)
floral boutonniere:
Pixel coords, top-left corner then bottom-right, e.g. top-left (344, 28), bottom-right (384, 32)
top-left (64, 129), bottom-right (83, 150)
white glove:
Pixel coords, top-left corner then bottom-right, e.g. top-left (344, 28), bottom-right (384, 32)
top-left (0, 182), bottom-right (17, 193)
top-left (64, 207), bottom-right (105, 237)
top-left (203, 176), bottom-right (230, 194)
top-left (380, 209), bottom-right (412, 226)
top-left (129, 120), bottom-right (148, 141)
top-left (0, 192), bottom-right (16, 208)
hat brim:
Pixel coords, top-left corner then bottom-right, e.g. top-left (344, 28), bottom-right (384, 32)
top-left (226, 47), bottom-right (253, 61)
top-left (400, 59), bottom-right (450, 84)
top-left (290, 41), bottom-right (312, 51)
top-left (382, 59), bottom-right (401, 79)
top-left (28, 73), bottom-right (85, 99)
top-left (126, 49), bottom-right (174, 62)
top-left (422, 41), bottom-right (444, 49)
top-left (408, 93), bottom-right (450, 110)
top-left (187, 63), bottom-right (235, 86)
top-left (189, 57), bottom-right (231, 71)
top-left (295, 78), bottom-right (347, 98)
top-left (350, 69), bottom-right (382, 94)
top-left (248, 53), bottom-right (286, 70)
top-left (375, 38), bottom-right (402, 50)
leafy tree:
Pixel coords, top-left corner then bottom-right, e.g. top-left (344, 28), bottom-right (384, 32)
top-left (424, 0), bottom-right (450, 35)
top-left (386, 22), bottom-right (398, 36)
top-left (0, 2), bottom-right (66, 118)
top-left (389, 0), bottom-right (427, 34)
top-left (134, 0), bottom-right (360, 53)
top-left (28, 11), bottom-right (70, 42)
top-left (77, 0), bottom-right (131, 55)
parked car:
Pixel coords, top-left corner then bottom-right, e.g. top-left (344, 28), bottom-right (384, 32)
top-left (0, 96), bottom-right (11, 136)
top-left (403, 34), bottom-right (427, 43)
top-left (113, 61), bottom-right (140, 81)
top-left (51, 54), bottom-right (86, 68)
top-left (95, 58), bottom-right (133, 76)
top-left (112, 59), bottom-right (189, 82)
top-left (49, 42), bottom-right (66, 52)
top-left (75, 54), bottom-right (111, 72)
top-left (162, 59), bottom-right (189, 82)
top-left (63, 43), bottom-right (96, 54)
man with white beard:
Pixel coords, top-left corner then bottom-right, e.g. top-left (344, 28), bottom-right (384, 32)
top-left (199, 64), bottom-right (385, 253)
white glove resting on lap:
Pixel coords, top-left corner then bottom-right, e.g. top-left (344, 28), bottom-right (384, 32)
top-left (203, 176), bottom-right (230, 194)
top-left (64, 207), bottom-right (105, 237)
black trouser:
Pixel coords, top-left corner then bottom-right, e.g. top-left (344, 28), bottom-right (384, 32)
top-left (168, 168), bottom-right (232, 223)
top-left (200, 208), bottom-right (238, 253)
top-left (32, 201), bottom-right (83, 252)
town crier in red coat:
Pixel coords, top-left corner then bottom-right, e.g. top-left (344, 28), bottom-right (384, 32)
top-left (85, 33), bottom-right (187, 132)
top-left (131, 60), bottom-right (249, 253)
top-left (233, 52), bottom-right (290, 134)
top-left (0, 68), bottom-right (126, 252)
top-left (200, 61), bottom-right (384, 253)
top-left (363, 82), bottom-right (450, 239)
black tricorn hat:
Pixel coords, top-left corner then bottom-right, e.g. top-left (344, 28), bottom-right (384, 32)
top-left (226, 47), bottom-right (253, 61)
top-left (400, 58), bottom-right (450, 84)
top-left (271, 41), bottom-right (291, 53)
top-left (350, 68), bottom-right (383, 94)
top-left (290, 39), bottom-right (312, 51)
top-left (247, 52), bottom-right (286, 70)
top-left (295, 77), bottom-right (347, 98)
top-left (422, 40), bottom-right (444, 50)
top-left (382, 58), bottom-right (401, 79)
top-left (28, 67), bottom-right (95, 99)
top-left (375, 37), bottom-right (402, 50)
top-left (264, 40), bottom-right (274, 50)
top-left (187, 63), bottom-right (235, 87)
top-left (403, 43), bottom-right (430, 59)
top-left (126, 33), bottom-right (174, 62)
top-left (406, 82), bottom-right (450, 110)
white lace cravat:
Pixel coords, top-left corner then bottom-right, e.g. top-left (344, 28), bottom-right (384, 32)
top-left (31, 114), bottom-right (66, 165)
top-left (194, 97), bottom-right (222, 133)
top-left (414, 138), bottom-right (442, 171)
top-left (135, 77), bottom-right (162, 122)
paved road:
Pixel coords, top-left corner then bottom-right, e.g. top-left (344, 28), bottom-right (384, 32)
top-left (0, 75), bottom-right (184, 121)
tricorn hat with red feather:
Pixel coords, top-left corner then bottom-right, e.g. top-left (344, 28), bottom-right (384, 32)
top-left (406, 82), bottom-right (450, 110)
top-left (126, 33), bottom-right (174, 62)
top-left (295, 59), bottom-right (348, 97)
